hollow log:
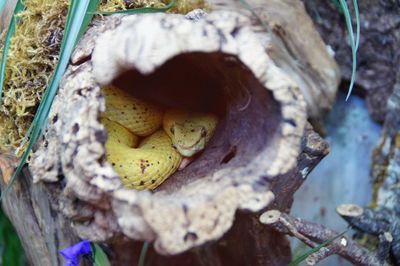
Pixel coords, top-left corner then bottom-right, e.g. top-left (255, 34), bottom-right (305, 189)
top-left (31, 11), bottom-right (306, 254)
top-left (1, 1), bottom-right (338, 265)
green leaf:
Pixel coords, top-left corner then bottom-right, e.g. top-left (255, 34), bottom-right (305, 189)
top-left (94, 0), bottom-right (176, 15)
top-left (338, 0), bottom-right (360, 100)
top-left (1, 0), bottom-right (99, 200)
top-left (138, 241), bottom-right (150, 266)
top-left (288, 230), bottom-right (347, 266)
top-left (0, 0), bottom-right (24, 104)
top-left (92, 243), bottom-right (111, 266)
top-left (77, 0), bottom-right (100, 43)
top-left (0, 0), bottom-right (8, 15)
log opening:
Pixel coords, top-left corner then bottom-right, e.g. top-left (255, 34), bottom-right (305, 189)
top-left (110, 51), bottom-right (282, 193)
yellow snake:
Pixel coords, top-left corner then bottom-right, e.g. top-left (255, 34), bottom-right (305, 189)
top-left (101, 86), bottom-right (218, 190)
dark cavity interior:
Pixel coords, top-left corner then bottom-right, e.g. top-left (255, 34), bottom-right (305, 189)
top-left (112, 52), bottom-right (282, 193)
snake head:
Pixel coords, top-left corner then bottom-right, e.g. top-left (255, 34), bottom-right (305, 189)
top-left (170, 124), bottom-right (208, 157)
top-left (164, 109), bottom-right (218, 157)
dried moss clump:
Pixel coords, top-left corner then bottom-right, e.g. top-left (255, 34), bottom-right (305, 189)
top-left (166, 0), bottom-right (209, 14)
top-left (0, 0), bottom-right (69, 155)
top-left (0, 0), bottom-right (206, 156)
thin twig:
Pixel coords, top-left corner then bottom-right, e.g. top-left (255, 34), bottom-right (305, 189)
top-left (260, 210), bottom-right (388, 266)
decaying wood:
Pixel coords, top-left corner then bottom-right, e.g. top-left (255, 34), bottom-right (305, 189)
top-left (30, 10), bottom-right (309, 255)
top-left (302, 0), bottom-right (400, 122)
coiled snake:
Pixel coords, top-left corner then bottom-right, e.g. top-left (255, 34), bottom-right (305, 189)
top-left (101, 86), bottom-right (218, 190)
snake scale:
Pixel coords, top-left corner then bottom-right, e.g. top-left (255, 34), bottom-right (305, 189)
top-left (101, 86), bottom-right (218, 190)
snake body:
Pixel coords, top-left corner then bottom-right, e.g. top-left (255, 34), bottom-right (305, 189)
top-left (101, 86), bottom-right (218, 190)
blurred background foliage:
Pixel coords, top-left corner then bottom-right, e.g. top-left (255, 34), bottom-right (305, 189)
top-left (0, 207), bottom-right (25, 266)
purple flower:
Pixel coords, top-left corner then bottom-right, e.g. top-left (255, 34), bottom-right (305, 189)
top-left (60, 240), bottom-right (92, 266)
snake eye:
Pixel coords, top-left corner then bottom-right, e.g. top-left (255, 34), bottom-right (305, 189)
top-left (200, 127), bottom-right (207, 137)
top-left (170, 126), bottom-right (175, 134)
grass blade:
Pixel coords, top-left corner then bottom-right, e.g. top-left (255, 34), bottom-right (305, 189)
top-left (288, 230), bottom-right (347, 266)
top-left (0, 0), bottom-right (24, 104)
top-left (78, 0), bottom-right (100, 43)
top-left (94, 0), bottom-right (176, 14)
top-left (138, 241), bottom-right (150, 266)
top-left (1, 0), bottom-right (100, 199)
top-left (0, 0), bottom-right (7, 15)
top-left (338, 0), bottom-right (359, 100)
top-left (352, 0), bottom-right (360, 51)
top-left (92, 243), bottom-right (111, 266)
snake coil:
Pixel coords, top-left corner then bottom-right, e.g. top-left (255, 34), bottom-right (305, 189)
top-left (102, 86), bottom-right (218, 190)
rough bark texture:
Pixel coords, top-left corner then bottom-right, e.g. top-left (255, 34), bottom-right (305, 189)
top-left (372, 74), bottom-right (400, 213)
top-left (302, 0), bottom-right (400, 122)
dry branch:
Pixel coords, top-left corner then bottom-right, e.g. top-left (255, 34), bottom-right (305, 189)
top-left (260, 210), bottom-right (387, 266)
